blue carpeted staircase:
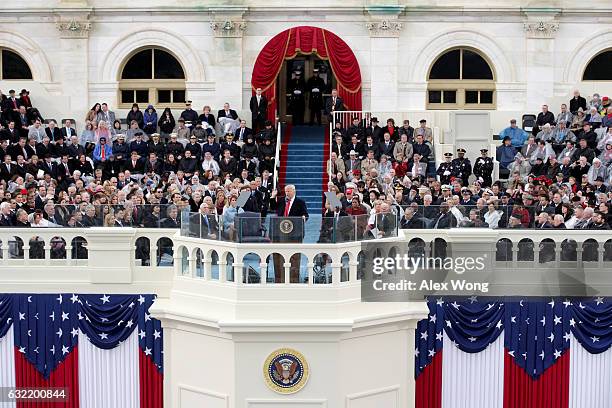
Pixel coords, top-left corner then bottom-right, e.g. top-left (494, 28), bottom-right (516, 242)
top-left (282, 125), bottom-right (326, 214)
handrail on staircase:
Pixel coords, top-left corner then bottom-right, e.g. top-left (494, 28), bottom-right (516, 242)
top-left (328, 122), bottom-right (333, 183)
top-left (273, 121), bottom-right (282, 190)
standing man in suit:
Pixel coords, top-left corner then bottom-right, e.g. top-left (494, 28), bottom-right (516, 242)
top-left (271, 184), bottom-right (309, 282)
top-left (272, 184), bottom-right (309, 219)
top-left (249, 88), bottom-right (268, 133)
top-left (324, 89), bottom-right (344, 123)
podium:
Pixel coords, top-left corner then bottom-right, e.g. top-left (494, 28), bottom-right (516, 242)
top-left (269, 216), bottom-right (305, 243)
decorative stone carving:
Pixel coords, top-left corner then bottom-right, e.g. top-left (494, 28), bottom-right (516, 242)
top-left (56, 18), bottom-right (92, 38)
top-left (365, 20), bottom-right (403, 37)
top-left (523, 21), bottom-right (559, 38)
top-left (210, 20), bottom-right (247, 38)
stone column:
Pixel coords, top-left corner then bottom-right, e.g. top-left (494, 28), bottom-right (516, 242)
top-left (366, 7), bottom-right (404, 112)
top-left (55, 12), bottom-right (92, 121)
top-left (209, 8), bottom-right (247, 110)
top-left (523, 11), bottom-right (560, 111)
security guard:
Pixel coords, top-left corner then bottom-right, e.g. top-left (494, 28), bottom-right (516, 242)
top-left (451, 148), bottom-right (472, 186)
top-left (306, 68), bottom-right (326, 126)
top-left (437, 152), bottom-right (455, 185)
top-left (473, 148), bottom-right (494, 187)
top-left (288, 70), bottom-right (306, 125)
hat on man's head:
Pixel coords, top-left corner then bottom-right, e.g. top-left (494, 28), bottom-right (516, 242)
top-left (349, 150), bottom-right (357, 156)
top-left (20, 89), bottom-right (28, 94)
top-left (444, 152), bottom-right (453, 158)
top-left (442, 184), bottom-right (451, 190)
top-left (371, 117), bottom-right (379, 122)
top-left (603, 96), bottom-right (611, 104)
top-left (8, 90), bottom-right (15, 94)
top-left (420, 119), bottom-right (427, 123)
top-left (117, 134), bottom-right (125, 139)
top-left (99, 137), bottom-right (106, 141)
top-left (185, 100), bottom-right (192, 105)
top-left (480, 148), bottom-right (488, 153)
top-left (457, 148), bottom-right (466, 154)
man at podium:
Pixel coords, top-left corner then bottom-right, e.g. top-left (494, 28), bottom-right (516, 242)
top-left (270, 184), bottom-right (309, 282)
top-left (272, 184), bottom-right (309, 220)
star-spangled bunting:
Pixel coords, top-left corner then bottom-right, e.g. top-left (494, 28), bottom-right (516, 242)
top-left (0, 294), bottom-right (163, 379)
top-left (416, 297), bottom-right (612, 379)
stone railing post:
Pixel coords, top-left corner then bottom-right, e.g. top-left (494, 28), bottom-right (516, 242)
top-left (86, 228), bottom-right (136, 283)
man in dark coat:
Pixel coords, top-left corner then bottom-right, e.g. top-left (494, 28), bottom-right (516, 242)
top-left (324, 89), bottom-right (344, 122)
top-left (306, 69), bottom-right (325, 125)
top-left (533, 104), bottom-right (555, 136)
top-left (569, 90), bottom-right (587, 114)
top-left (473, 149), bottom-right (494, 187)
top-left (249, 87), bottom-right (268, 132)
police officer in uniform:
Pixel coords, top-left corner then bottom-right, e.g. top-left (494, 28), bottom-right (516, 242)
top-left (288, 70), bottom-right (306, 125)
top-left (451, 148), bottom-right (472, 186)
top-left (473, 148), bottom-right (494, 187)
top-left (437, 152), bottom-right (455, 185)
top-left (306, 68), bottom-right (325, 126)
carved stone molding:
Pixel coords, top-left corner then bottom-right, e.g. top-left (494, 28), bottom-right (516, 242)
top-left (523, 21), bottom-right (559, 38)
top-left (210, 20), bottom-right (247, 38)
top-left (56, 18), bottom-right (92, 38)
top-left (365, 20), bottom-right (403, 38)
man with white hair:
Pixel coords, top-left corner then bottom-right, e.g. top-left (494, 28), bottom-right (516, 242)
top-left (0, 202), bottom-right (13, 226)
top-left (570, 90), bottom-right (587, 114)
top-left (217, 102), bottom-right (239, 134)
top-left (588, 158), bottom-right (606, 184)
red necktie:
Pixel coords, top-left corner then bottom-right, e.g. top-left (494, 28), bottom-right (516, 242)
top-left (284, 199), bottom-right (290, 217)
top-left (101, 147), bottom-right (105, 160)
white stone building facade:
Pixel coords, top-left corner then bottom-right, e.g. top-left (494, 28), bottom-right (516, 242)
top-left (1, 0), bottom-right (612, 131)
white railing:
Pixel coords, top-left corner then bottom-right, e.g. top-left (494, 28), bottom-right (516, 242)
top-left (2, 227), bottom-right (611, 297)
top-left (0, 228), bottom-right (177, 295)
top-left (273, 122), bottom-right (282, 190)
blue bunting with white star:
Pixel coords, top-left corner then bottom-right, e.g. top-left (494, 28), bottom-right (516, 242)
top-left (416, 297), bottom-right (612, 380)
top-left (0, 294), bottom-right (163, 379)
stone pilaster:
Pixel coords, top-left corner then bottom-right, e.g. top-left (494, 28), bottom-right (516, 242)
top-left (366, 6), bottom-right (405, 112)
top-left (209, 8), bottom-right (248, 109)
top-left (523, 9), bottom-right (560, 111)
top-left (55, 12), bottom-right (91, 118)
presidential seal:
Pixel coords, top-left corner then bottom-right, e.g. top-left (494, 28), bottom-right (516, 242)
top-left (279, 219), bottom-right (294, 234)
top-left (263, 348), bottom-right (309, 394)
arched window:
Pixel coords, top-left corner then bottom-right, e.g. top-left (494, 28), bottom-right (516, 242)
top-left (583, 50), bottom-right (612, 80)
top-left (427, 47), bottom-right (495, 110)
top-left (119, 47), bottom-right (186, 108)
top-left (0, 49), bottom-right (32, 80)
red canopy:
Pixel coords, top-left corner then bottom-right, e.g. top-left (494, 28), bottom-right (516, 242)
top-left (251, 26), bottom-right (362, 122)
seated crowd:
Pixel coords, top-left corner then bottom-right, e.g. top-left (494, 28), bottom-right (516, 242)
top-left (0, 85), bottom-right (610, 235)
top-left (324, 92), bottom-right (611, 231)
top-left (0, 89), bottom-right (278, 232)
